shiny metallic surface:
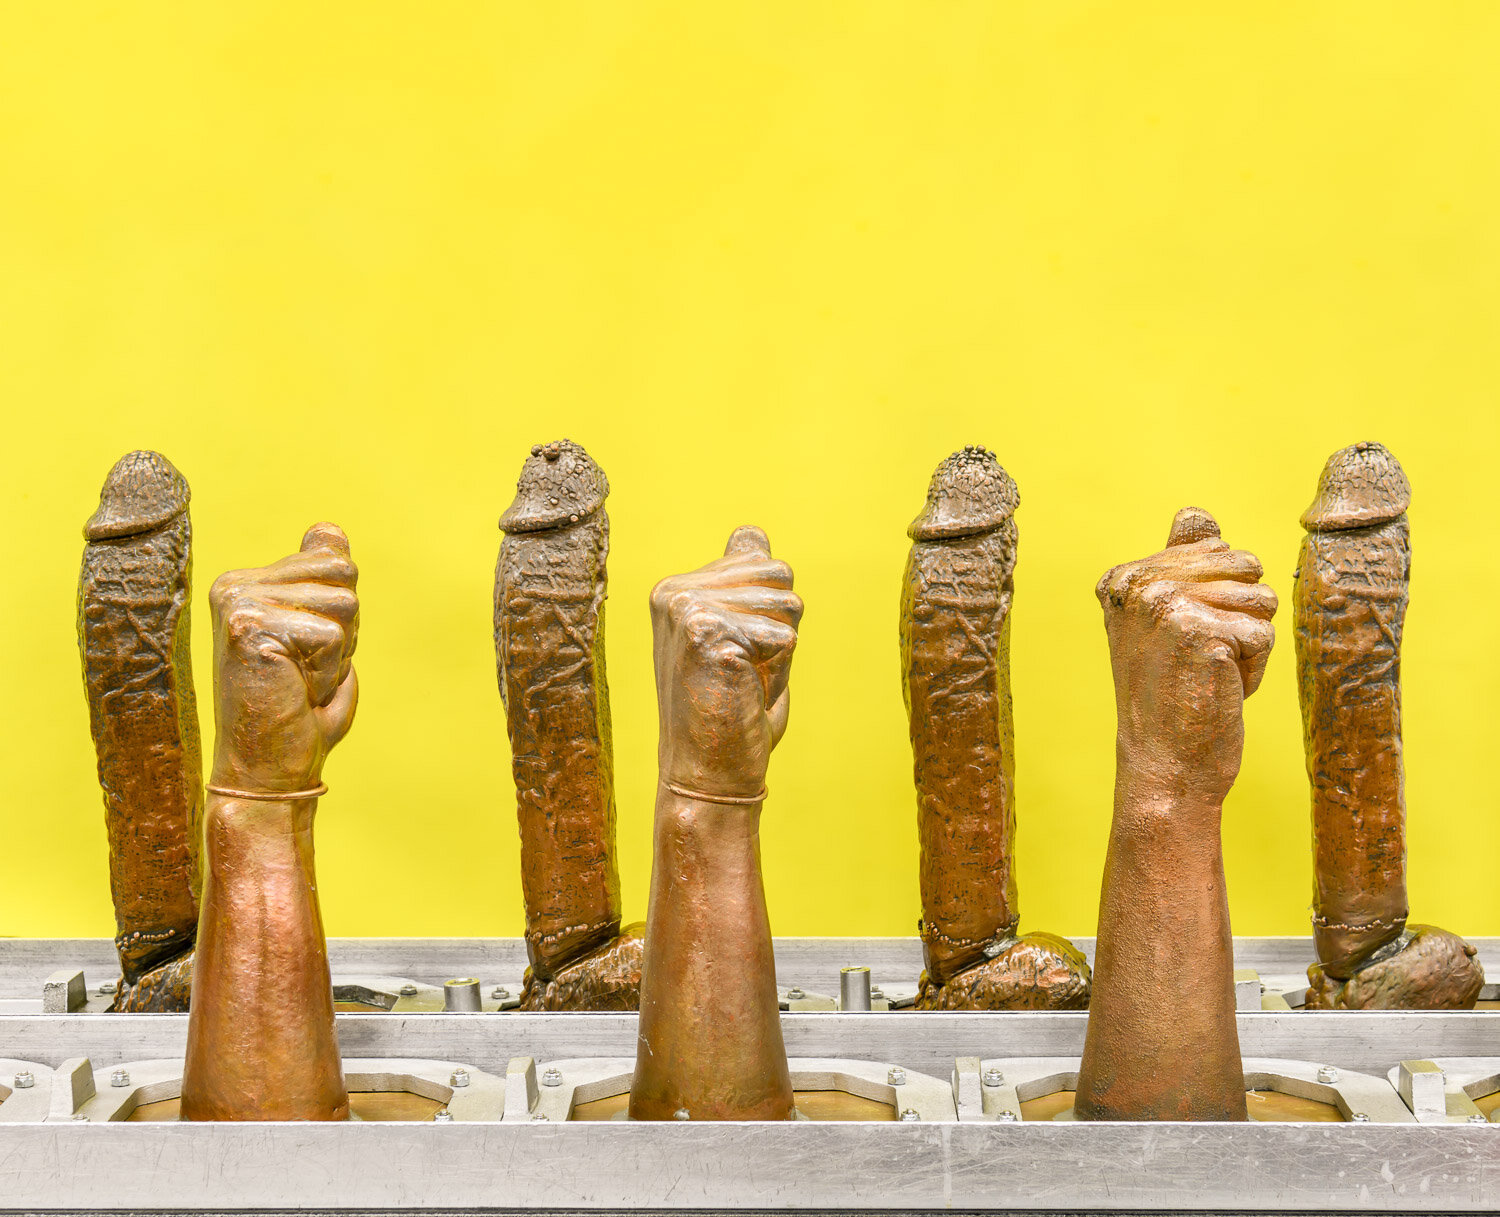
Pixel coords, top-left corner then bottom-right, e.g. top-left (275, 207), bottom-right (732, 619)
top-left (630, 527), bottom-right (802, 1122)
top-left (179, 524), bottom-right (360, 1122)
top-left (1077, 509), bottom-right (1277, 1122)
top-left (442, 979), bottom-right (481, 1012)
top-left (840, 967), bottom-right (871, 1012)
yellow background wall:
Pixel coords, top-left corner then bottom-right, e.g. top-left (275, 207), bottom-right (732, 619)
top-left (2, 4), bottom-right (1496, 944)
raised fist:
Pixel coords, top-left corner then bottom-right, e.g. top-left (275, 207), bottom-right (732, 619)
top-left (650, 526), bottom-right (802, 802)
top-left (208, 523), bottom-right (359, 795)
top-left (1096, 507), bottom-right (1276, 809)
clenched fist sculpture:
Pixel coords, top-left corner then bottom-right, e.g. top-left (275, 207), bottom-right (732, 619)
top-left (631, 526), bottom-right (803, 1122)
top-left (180, 524), bottom-right (359, 1122)
top-left (1075, 508), bottom-right (1276, 1122)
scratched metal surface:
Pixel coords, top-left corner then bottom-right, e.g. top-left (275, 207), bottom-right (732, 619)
top-left (0, 1120), bottom-right (1496, 1211)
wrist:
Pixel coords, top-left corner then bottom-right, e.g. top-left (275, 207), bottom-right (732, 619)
top-left (211, 753), bottom-right (321, 796)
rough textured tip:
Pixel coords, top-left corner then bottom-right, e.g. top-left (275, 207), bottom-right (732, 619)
top-left (908, 445), bottom-right (1018, 541)
top-left (1301, 442), bottom-right (1411, 532)
top-left (499, 439), bottom-right (609, 533)
top-left (1166, 506), bottom-right (1221, 547)
top-left (84, 450), bottom-right (190, 540)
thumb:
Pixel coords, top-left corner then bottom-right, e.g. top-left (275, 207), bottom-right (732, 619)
top-left (724, 525), bottom-right (771, 560)
top-left (1165, 506), bottom-right (1220, 548)
top-left (302, 521), bottom-right (350, 554)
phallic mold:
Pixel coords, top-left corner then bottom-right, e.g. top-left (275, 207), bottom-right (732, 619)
top-left (77, 451), bottom-right (201, 1012)
top-left (901, 446), bottom-right (1090, 1010)
top-left (1294, 442), bottom-right (1481, 1008)
top-left (496, 440), bottom-right (642, 1010)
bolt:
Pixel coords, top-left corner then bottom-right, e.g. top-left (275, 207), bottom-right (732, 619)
top-left (532, 1113), bottom-right (550, 1121)
top-left (870, 986), bottom-right (885, 999)
top-left (997, 1109), bottom-right (1019, 1122)
top-left (982, 1068), bottom-right (1005, 1088)
top-left (541, 1068), bottom-right (563, 1087)
top-left (1351, 1112), bottom-right (1370, 1123)
top-left (673, 1108), bottom-right (691, 1121)
top-left (1317, 1066), bottom-right (1340, 1084)
top-left (449, 1068), bottom-right (470, 1088)
top-left (1469, 1113), bottom-right (1490, 1125)
top-left (433, 1109), bottom-right (453, 1122)
top-left (97, 981), bottom-right (117, 995)
top-left (110, 1069), bottom-right (130, 1088)
top-left (399, 984), bottom-right (418, 997)
top-left (13, 1071), bottom-right (35, 1089)
top-left (491, 986), bottom-right (509, 1000)
top-left (785, 987), bottom-right (805, 1000)
top-left (899, 1108), bottom-right (920, 1122)
top-left (71, 1113), bottom-right (89, 1122)
top-left (887, 1067), bottom-right (906, 1086)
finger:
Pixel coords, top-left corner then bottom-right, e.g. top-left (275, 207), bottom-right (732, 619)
top-left (700, 585), bottom-right (804, 627)
top-left (724, 525), bottom-right (772, 560)
top-left (767, 687), bottom-right (791, 748)
top-left (259, 606), bottom-right (349, 708)
top-left (1189, 603), bottom-right (1276, 697)
top-left (257, 581), bottom-right (360, 628)
top-left (720, 609), bottom-right (798, 668)
top-left (684, 556), bottom-right (795, 590)
top-left (316, 666), bottom-right (359, 750)
top-left (302, 521), bottom-right (350, 554)
top-left (255, 546), bottom-right (359, 590)
top-left (1185, 580), bottom-right (1278, 621)
top-left (1165, 506), bottom-right (1220, 548)
top-left (1138, 545), bottom-right (1263, 586)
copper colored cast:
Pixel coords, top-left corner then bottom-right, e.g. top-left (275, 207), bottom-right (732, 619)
top-left (496, 440), bottom-right (642, 1010)
top-left (1074, 508), bottom-right (1277, 1122)
top-left (77, 451), bottom-right (202, 1012)
top-left (901, 447), bottom-right (1090, 1010)
top-left (629, 526), bottom-right (802, 1122)
top-left (1295, 443), bottom-right (1481, 1009)
top-left (179, 524), bottom-right (360, 1121)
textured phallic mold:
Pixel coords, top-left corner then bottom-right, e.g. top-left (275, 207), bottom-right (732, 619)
top-left (496, 440), bottom-right (641, 1009)
top-left (901, 446), bottom-right (1089, 1009)
top-left (1295, 442), bottom-right (1480, 1006)
top-left (78, 451), bottom-right (201, 1011)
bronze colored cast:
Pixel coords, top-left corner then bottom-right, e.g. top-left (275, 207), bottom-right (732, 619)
top-left (1075, 508), bottom-right (1276, 1122)
top-left (180, 524), bottom-right (359, 1121)
top-left (495, 440), bottom-right (643, 1011)
top-left (1295, 443), bottom-right (1482, 1010)
top-left (901, 446), bottom-right (1090, 1010)
top-left (630, 526), bottom-right (802, 1122)
top-left (77, 451), bottom-right (202, 1013)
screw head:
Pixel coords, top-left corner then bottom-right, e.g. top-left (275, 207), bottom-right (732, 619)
top-left (433, 1109), bottom-right (453, 1122)
top-left (13, 1071), bottom-right (35, 1089)
top-left (997, 1109), bottom-right (1019, 1122)
top-left (398, 984), bottom-right (418, 997)
top-left (1350, 1112), bottom-right (1370, 1123)
top-left (449, 1068), bottom-right (470, 1088)
top-left (110, 1069), bottom-right (130, 1088)
top-left (491, 986), bottom-right (509, 1000)
top-left (1469, 1113), bottom-right (1490, 1125)
top-left (673, 1108), bottom-right (691, 1121)
top-left (887, 1067), bottom-right (906, 1086)
top-left (982, 1068), bottom-right (1005, 1087)
top-left (785, 987), bottom-right (805, 1000)
top-left (1317, 1066), bottom-right (1340, 1084)
top-left (541, 1067), bottom-right (563, 1087)
top-left (899, 1108), bottom-right (920, 1122)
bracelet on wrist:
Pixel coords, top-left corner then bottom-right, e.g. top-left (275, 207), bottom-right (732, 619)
top-left (661, 779), bottom-right (766, 806)
top-left (206, 782), bottom-right (328, 802)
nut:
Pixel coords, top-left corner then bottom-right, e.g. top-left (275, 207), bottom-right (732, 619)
top-left (110, 1069), bottom-right (130, 1088)
top-left (887, 1067), bottom-right (906, 1086)
top-left (982, 1068), bottom-right (1005, 1087)
top-left (541, 1068), bottom-right (563, 1087)
top-left (899, 1108), bottom-right (920, 1122)
top-left (13, 1071), bottom-right (35, 1089)
top-left (1317, 1066), bottom-right (1340, 1084)
top-left (997, 1109), bottom-right (1019, 1122)
top-left (449, 1068), bottom-right (470, 1088)
top-left (433, 1109), bottom-right (453, 1122)
top-left (398, 984), bottom-right (418, 997)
